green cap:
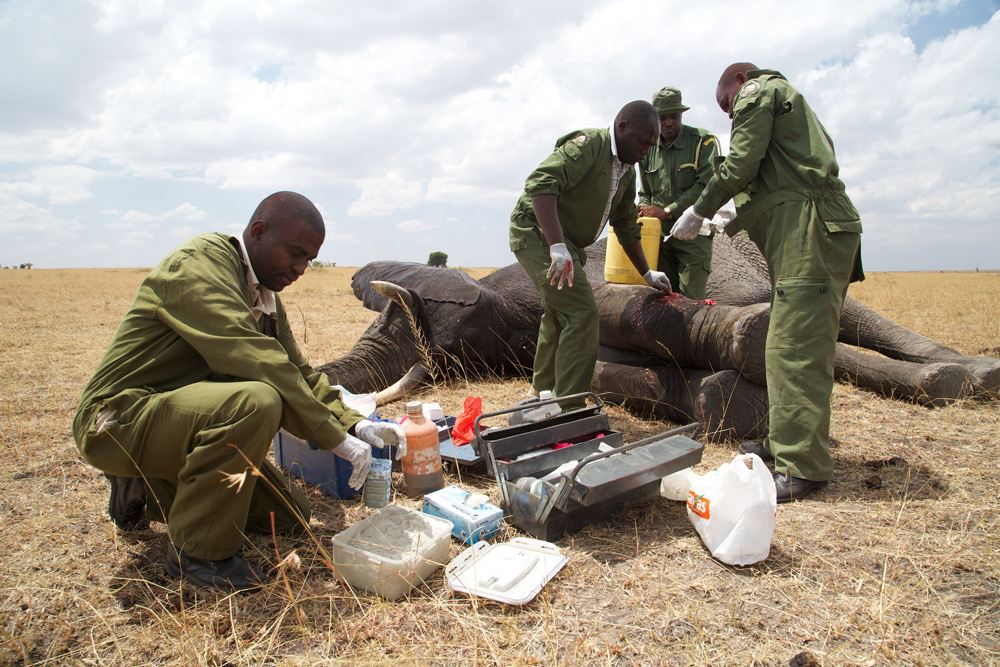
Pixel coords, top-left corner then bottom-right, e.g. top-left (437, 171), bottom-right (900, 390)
top-left (652, 86), bottom-right (689, 115)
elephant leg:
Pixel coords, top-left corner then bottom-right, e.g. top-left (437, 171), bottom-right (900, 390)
top-left (591, 360), bottom-right (768, 443)
top-left (595, 285), bottom-right (770, 384)
top-left (839, 297), bottom-right (1000, 397)
top-left (834, 343), bottom-right (971, 406)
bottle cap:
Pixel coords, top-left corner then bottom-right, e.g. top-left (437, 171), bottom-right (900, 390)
top-left (405, 401), bottom-right (423, 416)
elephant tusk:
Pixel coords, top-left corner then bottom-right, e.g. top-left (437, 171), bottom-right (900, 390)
top-left (371, 280), bottom-right (414, 309)
top-left (374, 362), bottom-right (428, 405)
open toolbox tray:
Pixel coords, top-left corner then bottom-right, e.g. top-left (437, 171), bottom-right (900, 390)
top-left (471, 393), bottom-right (618, 476)
top-left (476, 393), bottom-right (704, 541)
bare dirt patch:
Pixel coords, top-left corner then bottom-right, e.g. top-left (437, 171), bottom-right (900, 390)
top-left (1, 266), bottom-right (997, 666)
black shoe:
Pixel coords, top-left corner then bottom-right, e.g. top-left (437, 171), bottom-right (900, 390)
top-left (773, 473), bottom-right (828, 503)
top-left (165, 543), bottom-right (269, 593)
top-left (738, 441), bottom-right (774, 464)
top-left (106, 474), bottom-right (149, 530)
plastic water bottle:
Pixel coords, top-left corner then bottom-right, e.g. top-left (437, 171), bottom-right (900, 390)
top-left (363, 457), bottom-right (392, 508)
top-left (400, 401), bottom-right (444, 497)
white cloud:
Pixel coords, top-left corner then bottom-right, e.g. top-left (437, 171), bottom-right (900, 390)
top-left (119, 202), bottom-right (207, 224)
top-left (0, 0), bottom-right (997, 269)
top-left (395, 219), bottom-right (438, 233)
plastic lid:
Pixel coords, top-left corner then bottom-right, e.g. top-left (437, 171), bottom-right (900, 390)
top-left (445, 537), bottom-right (567, 605)
top-left (405, 401), bottom-right (423, 415)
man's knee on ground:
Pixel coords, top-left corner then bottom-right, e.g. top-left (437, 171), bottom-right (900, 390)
top-left (229, 381), bottom-right (283, 434)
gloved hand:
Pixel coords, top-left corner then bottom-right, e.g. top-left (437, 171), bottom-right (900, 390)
top-left (670, 206), bottom-right (705, 241)
top-left (546, 242), bottom-right (574, 290)
top-left (332, 433), bottom-right (372, 490)
top-left (354, 419), bottom-right (407, 459)
top-left (643, 269), bottom-right (672, 292)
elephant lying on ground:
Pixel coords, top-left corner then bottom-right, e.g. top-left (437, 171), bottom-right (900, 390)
top-left (316, 233), bottom-right (999, 441)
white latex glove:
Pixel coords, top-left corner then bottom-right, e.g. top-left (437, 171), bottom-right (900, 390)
top-left (332, 433), bottom-right (372, 490)
top-left (670, 206), bottom-right (705, 241)
top-left (354, 419), bottom-right (407, 459)
top-left (643, 269), bottom-right (672, 292)
top-left (708, 204), bottom-right (735, 234)
top-left (546, 242), bottom-right (574, 290)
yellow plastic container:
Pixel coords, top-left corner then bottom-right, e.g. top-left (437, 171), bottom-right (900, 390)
top-left (604, 216), bottom-right (662, 285)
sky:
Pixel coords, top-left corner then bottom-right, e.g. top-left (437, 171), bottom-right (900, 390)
top-left (1, 0), bottom-right (998, 271)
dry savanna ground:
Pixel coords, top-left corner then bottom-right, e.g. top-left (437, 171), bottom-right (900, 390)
top-left (1, 266), bottom-right (998, 667)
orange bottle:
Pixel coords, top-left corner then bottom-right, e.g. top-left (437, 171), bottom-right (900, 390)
top-left (400, 401), bottom-right (445, 497)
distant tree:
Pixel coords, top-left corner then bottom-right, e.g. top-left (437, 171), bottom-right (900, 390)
top-left (427, 252), bottom-right (448, 267)
top-left (309, 260), bottom-right (336, 268)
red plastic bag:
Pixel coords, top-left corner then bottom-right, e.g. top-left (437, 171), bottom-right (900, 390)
top-left (451, 396), bottom-right (483, 446)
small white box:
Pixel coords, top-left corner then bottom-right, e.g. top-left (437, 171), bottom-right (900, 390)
top-left (422, 402), bottom-right (445, 421)
top-left (331, 505), bottom-right (453, 600)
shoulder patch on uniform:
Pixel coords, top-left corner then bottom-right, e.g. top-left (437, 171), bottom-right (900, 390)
top-left (572, 134), bottom-right (589, 146)
top-left (702, 136), bottom-right (715, 146)
top-left (738, 79), bottom-right (761, 99)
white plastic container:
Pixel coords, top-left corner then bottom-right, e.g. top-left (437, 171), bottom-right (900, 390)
top-left (331, 505), bottom-right (453, 600)
top-left (445, 537), bottom-right (567, 605)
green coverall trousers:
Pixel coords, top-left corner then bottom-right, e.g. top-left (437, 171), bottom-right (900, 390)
top-left (515, 236), bottom-right (597, 405)
top-left (748, 201), bottom-right (860, 481)
top-left (658, 233), bottom-right (714, 300)
top-left (76, 381), bottom-right (310, 560)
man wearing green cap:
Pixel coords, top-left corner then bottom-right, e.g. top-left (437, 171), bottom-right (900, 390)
top-left (510, 101), bottom-right (669, 404)
top-left (675, 63), bottom-right (864, 503)
top-left (638, 86), bottom-right (720, 299)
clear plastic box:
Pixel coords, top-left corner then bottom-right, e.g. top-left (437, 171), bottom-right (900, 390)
top-left (331, 505), bottom-right (453, 600)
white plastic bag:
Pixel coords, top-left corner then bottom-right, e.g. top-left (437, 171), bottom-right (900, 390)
top-left (686, 454), bottom-right (776, 566)
top-left (660, 467), bottom-right (702, 501)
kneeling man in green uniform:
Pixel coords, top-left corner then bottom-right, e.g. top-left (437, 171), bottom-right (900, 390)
top-left (510, 101), bottom-right (671, 404)
top-left (674, 64), bottom-right (865, 502)
top-left (73, 191), bottom-right (405, 591)
top-left (638, 86), bottom-right (720, 299)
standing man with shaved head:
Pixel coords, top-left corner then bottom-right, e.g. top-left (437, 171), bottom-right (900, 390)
top-left (674, 64), bottom-right (865, 502)
top-left (73, 191), bottom-right (405, 591)
top-left (510, 101), bottom-right (670, 405)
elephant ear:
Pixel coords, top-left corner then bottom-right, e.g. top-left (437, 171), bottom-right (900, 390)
top-left (351, 261), bottom-right (482, 312)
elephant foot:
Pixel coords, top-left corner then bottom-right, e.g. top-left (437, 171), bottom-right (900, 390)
top-left (725, 302), bottom-right (769, 385)
top-left (913, 363), bottom-right (971, 407)
top-left (963, 358), bottom-right (1000, 398)
top-left (694, 369), bottom-right (768, 443)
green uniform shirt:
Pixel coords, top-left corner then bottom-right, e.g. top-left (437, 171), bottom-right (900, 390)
top-left (75, 233), bottom-right (363, 452)
top-left (694, 70), bottom-right (863, 236)
top-left (510, 127), bottom-right (642, 257)
top-left (639, 124), bottom-right (719, 216)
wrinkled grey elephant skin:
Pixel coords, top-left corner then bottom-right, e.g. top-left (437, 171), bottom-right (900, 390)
top-left (317, 234), bottom-right (999, 442)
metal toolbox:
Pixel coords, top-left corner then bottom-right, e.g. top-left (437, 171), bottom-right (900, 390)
top-left (476, 393), bottom-right (704, 541)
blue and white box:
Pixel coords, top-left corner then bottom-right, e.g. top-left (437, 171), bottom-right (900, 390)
top-left (422, 485), bottom-right (503, 545)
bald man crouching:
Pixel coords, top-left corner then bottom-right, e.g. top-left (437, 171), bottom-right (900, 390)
top-left (73, 191), bottom-right (404, 592)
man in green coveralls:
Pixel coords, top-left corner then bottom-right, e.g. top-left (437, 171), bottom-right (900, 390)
top-left (73, 192), bottom-right (406, 591)
top-left (671, 64), bottom-right (864, 502)
top-left (638, 86), bottom-right (720, 299)
top-left (510, 101), bottom-right (671, 404)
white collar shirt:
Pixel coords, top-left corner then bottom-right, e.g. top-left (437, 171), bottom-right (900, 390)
top-left (234, 235), bottom-right (277, 320)
top-left (595, 124), bottom-right (631, 241)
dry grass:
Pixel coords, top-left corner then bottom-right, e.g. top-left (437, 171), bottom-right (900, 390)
top-left (1, 266), bottom-right (998, 666)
